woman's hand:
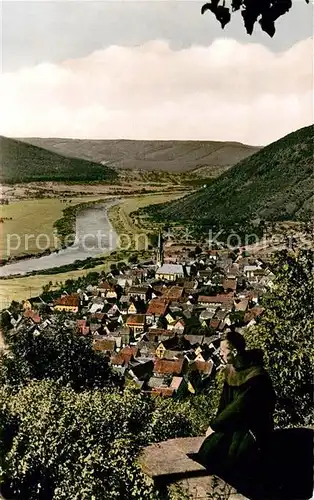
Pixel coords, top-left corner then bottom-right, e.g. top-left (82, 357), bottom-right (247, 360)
top-left (205, 426), bottom-right (215, 438)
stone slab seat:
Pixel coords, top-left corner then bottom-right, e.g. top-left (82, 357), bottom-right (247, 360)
top-left (139, 428), bottom-right (314, 500)
top-left (139, 437), bottom-right (207, 482)
top-left (138, 436), bottom-right (247, 499)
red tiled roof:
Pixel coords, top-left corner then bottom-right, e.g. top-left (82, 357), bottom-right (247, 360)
top-left (174, 319), bottom-right (185, 327)
top-left (111, 346), bottom-right (138, 365)
top-left (244, 307), bottom-right (265, 323)
top-left (120, 345), bottom-right (139, 357)
top-left (194, 360), bottom-right (214, 376)
top-left (90, 312), bottom-right (106, 321)
top-left (126, 314), bottom-right (146, 326)
top-left (154, 358), bottom-right (185, 375)
top-left (146, 329), bottom-right (176, 341)
top-left (198, 293), bottom-right (234, 304)
top-left (171, 376), bottom-right (184, 390)
top-left (23, 309), bottom-right (41, 324)
top-left (146, 298), bottom-right (169, 316)
top-left (98, 281), bottom-right (114, 290)
top-left (151, 387), bottom-right (175, 397)
top-left (162, 286), bottom-right (184, 300)
top-left (152, 285), bottom-right (166, 294)
top-left (54, 294), bottom-right (80, 307)
top-left (111, 353), bottom-right (132, 366)
top-left (77, 319), bottom-right (86, 329)
top-left (222, 279), bottom-right (237, 291)
top-left (148, 327), bottom-right (171, 334)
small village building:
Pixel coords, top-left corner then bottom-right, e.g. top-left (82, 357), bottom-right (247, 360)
top-left (155, 342), bottom-right (167, 359)
top-left (173, 318), bottom-right (185, 333)
top-left (153, 357), bottom-right (187, 376)
top-left (192, 359), bottom-right (214, 378)
top-left (145, 328), bottom-right (176, 343)
top-left (127, 302), bottom-right (139, 315)
top-left (136, 341), bottom-right (159, 358)
top-left (244, 306), bottom-right (265, 327)
top-left (126, 314), bottom-right (146, 339)
top-left (199, 309), bottom-right (217, 327)
top-left (234, 298), bottom-right (249, 312)
top-left (161, 286), bottom-right (184, 301)
top-left (93, 338), bottom-right (116, 353)
top-left (243, 265), bottom-right (261, 281)
top-left (222, 278), bottom-right (237, 293)
top-left (111, 345), bottom-right (139, 367)
top-left (53, 294), bottom-right (80, 313)
top-left (22, 300), bottom-right (32, 310)
top-left (184, 334), bottom-right (204, 346)
top-left (146, 298), bottom-right (169, 325)
top-left (198, 293), bottom-right (234, 311)
top-left (165, 312), bottom-right (177, 330)
top-left (23, 309), bottom-right (41, 324)
top-left (156, 264), bottom-right (185, 281)
top-left (127, 286), bottom-right (151, 301)
top-left (97, 281), bottom-right (117, 299)
top-left (128, 359), bottom-right (154, 382)
top-left (76, 319), bottom-right (88, 334)
top-left (150, 376), bottom-right (187, 398)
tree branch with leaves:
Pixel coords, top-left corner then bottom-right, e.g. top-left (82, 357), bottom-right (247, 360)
top-left (201, 0), bottom-right (310, 37)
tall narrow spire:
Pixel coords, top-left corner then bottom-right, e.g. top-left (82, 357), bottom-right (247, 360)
top-left (156, 231), bottom-right (164, 267)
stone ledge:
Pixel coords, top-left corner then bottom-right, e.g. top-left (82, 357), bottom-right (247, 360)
top-left (139, 429), bottom-right (314, 500)
top-left (139, 437), bottom-right (207, 482)
top-left (139, 437), bottom-right (247, 499)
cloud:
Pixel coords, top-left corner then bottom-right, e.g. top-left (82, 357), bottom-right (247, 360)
top-left (0, 37), bottom-right (312, 145)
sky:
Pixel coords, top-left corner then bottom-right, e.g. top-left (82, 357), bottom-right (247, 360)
top-left (1, 1), bottom-right (313, 145)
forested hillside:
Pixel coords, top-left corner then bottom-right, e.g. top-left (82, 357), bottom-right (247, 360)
top-left (143, 125), bottom-right (314, 230)
top-left (0, 136), bottom-right (117, 184)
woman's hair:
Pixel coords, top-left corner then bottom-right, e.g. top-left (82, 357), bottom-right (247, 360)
top-left (221, 328), bottom-right (246, 354)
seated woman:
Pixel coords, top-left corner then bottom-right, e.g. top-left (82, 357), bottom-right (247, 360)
top-left (192, 329), bottom-right (276, 499)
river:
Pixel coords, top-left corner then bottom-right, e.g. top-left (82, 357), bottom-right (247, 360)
top-left (0, 200), bottom-right (119, 278)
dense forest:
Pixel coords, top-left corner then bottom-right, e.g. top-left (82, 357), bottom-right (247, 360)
top-left (142, 125), bottom-right (314, 234)
top-left (0, 137), bottom-right (117, 184)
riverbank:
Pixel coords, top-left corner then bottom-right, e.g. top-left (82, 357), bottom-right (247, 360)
top-left (53, 197), bottom-right (112, 247)
top-left (107, 191), bottom-right (187, 247)
top-left (0, 191), bottom-right (186, 305)
top-left (0, 199), bottom-right (119, 278)
top-left (0, 196), bottom-right (106, 261)
top-left (0, 248), bottom-right (153, 308)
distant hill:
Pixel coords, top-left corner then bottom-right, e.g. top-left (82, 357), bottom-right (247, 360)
top-left (17, 138), bottom-right (259, 174)
top-left (0, 137), bottom-right (117, 184)
top-left (143, 125), bottom-right (314, 229)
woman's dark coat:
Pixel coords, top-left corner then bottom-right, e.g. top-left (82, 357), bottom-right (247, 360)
top-left (197, 349), bottom-right (276, 479)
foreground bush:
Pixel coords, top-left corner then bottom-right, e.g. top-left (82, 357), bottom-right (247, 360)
top-left (0, 381), bottom-right (213, 500)
top-left (245, 249), bottom-right (314, 427)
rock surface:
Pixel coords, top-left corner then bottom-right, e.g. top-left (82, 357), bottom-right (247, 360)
top-left (139, 436), bottom-right (248, 499)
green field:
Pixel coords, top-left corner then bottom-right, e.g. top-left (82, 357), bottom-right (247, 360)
top-left (0, 192), bottom-right (185, 306)
top-left (108, 191), bottom-right (186, 242)
top-left (0, 196), bottom-right (104, 259)
top-left (0, 261), bottom-right (113, 309)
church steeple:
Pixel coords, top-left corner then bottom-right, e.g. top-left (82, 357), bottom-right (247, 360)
top-left (156, 231), bottom-right (164, 267)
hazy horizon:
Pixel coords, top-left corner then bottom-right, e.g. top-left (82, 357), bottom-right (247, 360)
top-left (1, 1), bottom-right (313, 145)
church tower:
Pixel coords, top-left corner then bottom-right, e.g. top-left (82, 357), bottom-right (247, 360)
top-left (156, 231), bottom-right (164, 268)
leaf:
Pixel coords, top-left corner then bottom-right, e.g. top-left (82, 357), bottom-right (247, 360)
top-left (201, 1), bottom-right (231, 29)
